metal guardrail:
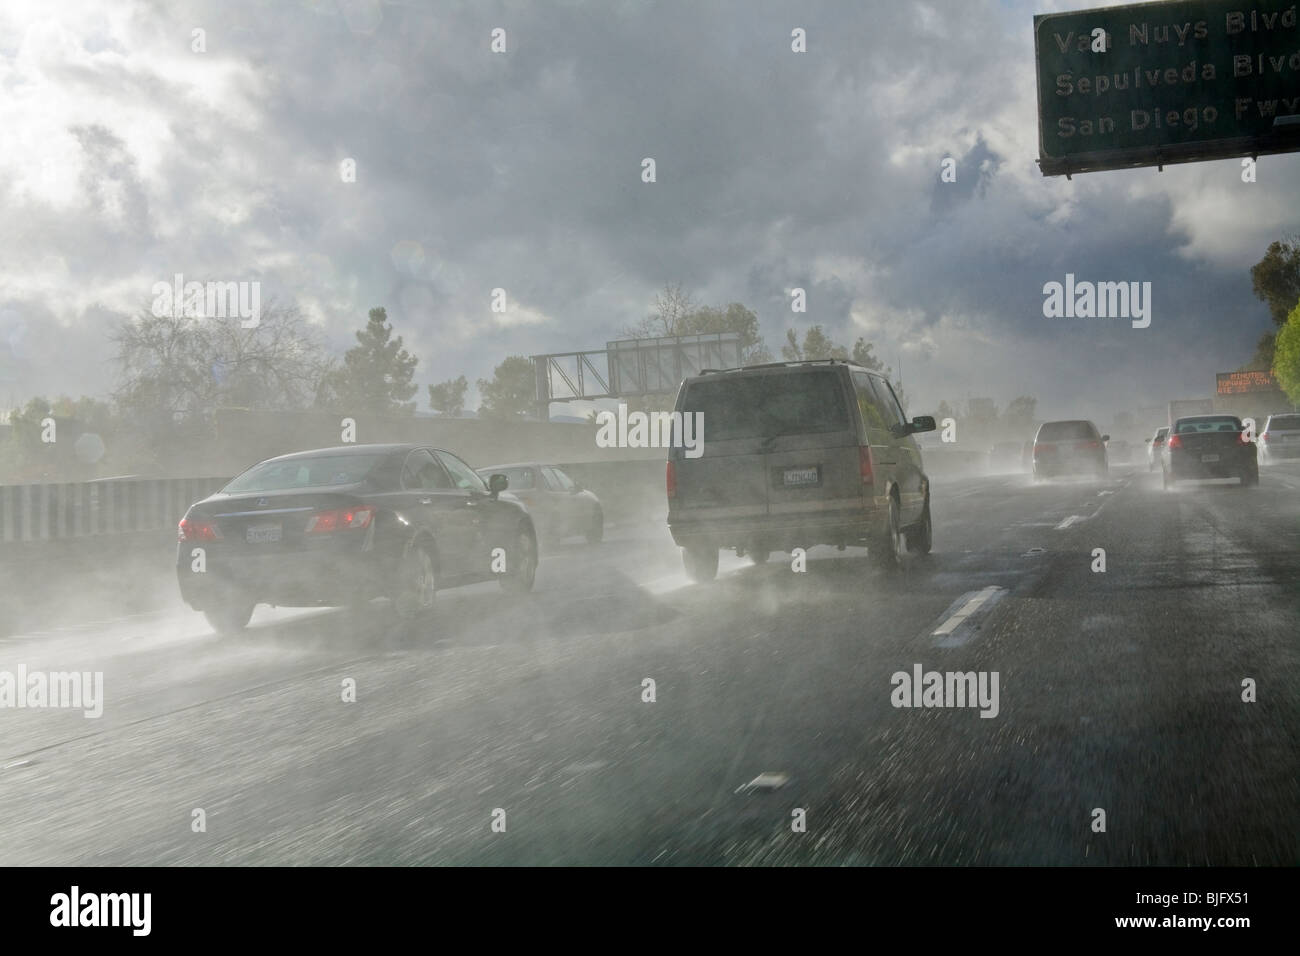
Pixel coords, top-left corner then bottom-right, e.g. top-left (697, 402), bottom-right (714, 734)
top-left (0, 477), bottom-right (230, 544)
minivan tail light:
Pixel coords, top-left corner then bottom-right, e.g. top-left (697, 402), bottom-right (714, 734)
top-left (666, 460), bottom-right (677, 499)
top-left (858, 445), bottom-right (875, 485)
top-left (304, 506), bottom-right (375, 533)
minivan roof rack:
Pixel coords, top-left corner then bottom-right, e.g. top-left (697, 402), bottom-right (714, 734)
top-left (699, 359), bottom-right (867, 375)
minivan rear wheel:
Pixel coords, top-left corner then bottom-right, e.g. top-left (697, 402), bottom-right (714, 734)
top-left (683, 543), bottom-right (719, 582)
top-left (904, 498), bottom-right (932, 556)
top-left (872, 496), bottom-right (903, 570)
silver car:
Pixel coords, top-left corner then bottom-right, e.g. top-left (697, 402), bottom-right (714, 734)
top-left (1258, 413), bottom-right (1300, 465)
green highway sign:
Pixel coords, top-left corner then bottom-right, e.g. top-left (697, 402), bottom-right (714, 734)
top-left (1035, 0), bottom-right (1300, 175)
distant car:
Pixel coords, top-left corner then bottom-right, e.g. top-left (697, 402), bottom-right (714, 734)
top-left (1146, 427), bottom-right (1169, 471)
top-left (667, 359), bottom-right (936, 580)
top-left (1257, 413), bottom-right (1300, 465)
top-left (1161, 415), bottom-right (1257, 489)
top-left (176, 444), bottom-right (538, 634)
top-left (1032, 420), bottom-right (1108, 480)
top-left (474, 462), bottom-right (603, 547)
top-left (1105, 438), bottom-right (1131, 465)
top-left (987, 441), bottom-right (1025, 473)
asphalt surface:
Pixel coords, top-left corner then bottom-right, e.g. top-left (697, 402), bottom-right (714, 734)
top-left (1, 460), bottom-right (1297, 865)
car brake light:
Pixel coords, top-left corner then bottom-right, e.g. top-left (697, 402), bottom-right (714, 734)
top-left (1082, 440), bottom-right (1100, 449)
top-left (304, 506), bottom-right (375, 533)
top-left (178, 518), bottom-right (221, 542)
top-left (666, 460), bottom-right (676, 499)
top-left (1239, 430), bottom-right (1253, 445)
top-left (1033, 443), bottom-right (1051, 455)
top-left (1259, 431), bottom-right (1270, 443)
top-left (858, 445), bottom-right (875, 485)
top-left (1166, 434), bottom-right (1182, 450)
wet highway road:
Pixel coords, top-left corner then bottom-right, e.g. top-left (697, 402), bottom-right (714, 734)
top-left (1, 461), bottom-right (1297, 865)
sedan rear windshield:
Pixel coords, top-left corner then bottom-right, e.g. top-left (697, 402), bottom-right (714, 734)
top-left (1267, 415), bottom-right (1300, 430)
top-left (223, 454), bottom-right (389, 494)
top-left (1174, 417), bottom-right (1242, 434)
top-left (680, 369), bottom-right (850, 441)
top-left (1037, 421), bottom-right (1097, 441)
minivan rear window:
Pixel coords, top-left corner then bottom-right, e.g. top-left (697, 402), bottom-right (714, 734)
top-left (680, 369), bottom-right (850, 441)
top-left (1037, 421), bottom-right (1097, 441)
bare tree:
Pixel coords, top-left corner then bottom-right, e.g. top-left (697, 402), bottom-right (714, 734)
top-left (109, 300), bottom-right (335, 422)
top-left (621, 282), bottom-right (696, 339)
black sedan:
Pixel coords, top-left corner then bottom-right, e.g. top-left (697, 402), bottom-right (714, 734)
top-left (1161, 415), bottom-right (1258, 489)
top-left (177, 444), bottom-right (538, 633)
top-left (474, 462), bottom-right (603, 548)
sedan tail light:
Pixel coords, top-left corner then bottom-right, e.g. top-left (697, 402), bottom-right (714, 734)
top-left (178, 517), bottom-right (222, 542)
top-left (666, 460), bottom-right (676, 499)
top-left (304, 506), bottom-right (375, 533)
top-left (1166, 434), bottom-right (1183, 450)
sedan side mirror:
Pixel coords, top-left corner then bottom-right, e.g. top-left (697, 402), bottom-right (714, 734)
top-left (488, 473), bottom-right (508, 497)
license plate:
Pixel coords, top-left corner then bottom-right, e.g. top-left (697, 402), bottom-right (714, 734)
top-left (246, 523), bottom-right (281, 543)
top-left (1200, 454), bottom-right (1219, 463)
top-left (783, 467), bottom-right (820, 487)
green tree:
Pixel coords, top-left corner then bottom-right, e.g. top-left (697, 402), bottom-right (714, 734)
top-left (477, 356), bottom-right (537, 420)
top-left (782, 325), bottom-right (849, 361)
top-left (320, 307), bottom-right (418, 416)
top-left (428, 375), bottom-right (468, 417)
top-left (1273, 302), bottom-right (1300, 406)
top-left (851, 338), bottom-right (886, 372)
top-left (1251, 236), bottom-right (1300, 326)
top-left (1242, 330), bottom-right (1276, 371)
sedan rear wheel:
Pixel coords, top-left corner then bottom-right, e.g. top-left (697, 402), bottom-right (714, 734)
top-left (204, 601), bottom-right (255, 635)
top-left (394, 540), bottom-right (437, 620)
top-left (585, 508), bottom-right (604, 545)
top-left (500, 528), bottom-right (538, 593)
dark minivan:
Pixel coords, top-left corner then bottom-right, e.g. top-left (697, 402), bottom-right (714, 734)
top-left (666, 360), bottom-right (936, 581)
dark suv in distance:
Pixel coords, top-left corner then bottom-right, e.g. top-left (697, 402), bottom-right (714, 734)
top-left (176, 444), bottom-right (538, 633)
top-left (1032, 419), bottom-right (1108, 480)
top-left (666, 360), bottom-right (936, 581)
